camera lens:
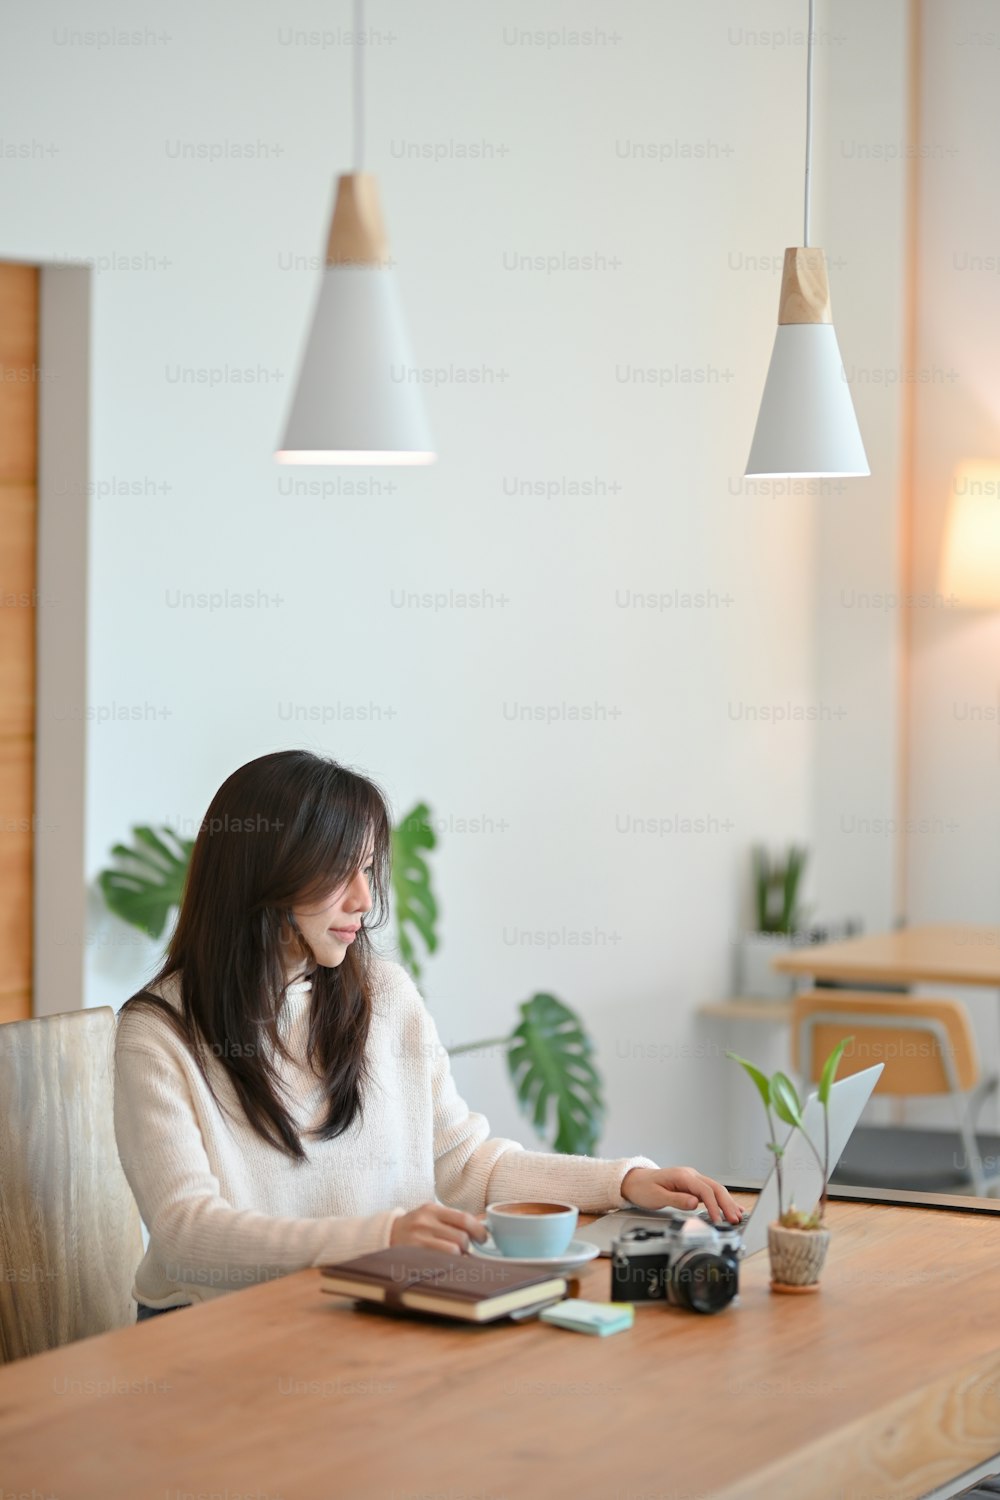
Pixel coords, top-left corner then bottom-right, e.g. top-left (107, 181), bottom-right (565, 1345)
top-left (667, 1251), bottom-right (738, 1314)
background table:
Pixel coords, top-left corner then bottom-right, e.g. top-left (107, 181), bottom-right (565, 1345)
top-left (1, 1198), bottom-right (1000, 1499)
top-left (772, 922), bottom-right (1000, 988)
top-left (698, 924), bottom-right (1000, 1029)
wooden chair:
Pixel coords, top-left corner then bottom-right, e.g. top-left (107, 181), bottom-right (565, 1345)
top-left (791, 990), bottom-right (1000, 1198)
top-left (0, 1007), bottom-right (143, 1360)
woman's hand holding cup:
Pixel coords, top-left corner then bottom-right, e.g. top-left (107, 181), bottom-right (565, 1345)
top-left (389, 1203), bottom-right (489, 1255)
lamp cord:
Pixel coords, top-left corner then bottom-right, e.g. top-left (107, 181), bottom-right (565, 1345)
top-left (353, 0), bottom-right (365, 172)
top-left (803, 0), bottom-right (814, 246)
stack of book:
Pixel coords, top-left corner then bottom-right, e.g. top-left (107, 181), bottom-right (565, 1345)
top-left (319, 1246), bottom-right (568, 1323)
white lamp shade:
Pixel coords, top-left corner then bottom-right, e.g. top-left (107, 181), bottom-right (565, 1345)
top-left (939, 462), bottom-right (1000, 608)
top-left (745, 323), bottom-right (870, 478)
top-left (276, 266), bottom-right (435, 465)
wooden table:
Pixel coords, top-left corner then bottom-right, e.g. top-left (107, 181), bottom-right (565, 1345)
top-left (772, 922), bottom-right (1000, 989)
top-left (699, 996), bottom-right (795, 1022)
top-left (2, 1199), bottom-right (1000, 1500)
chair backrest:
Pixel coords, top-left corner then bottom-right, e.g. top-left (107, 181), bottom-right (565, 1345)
top-left (0, 1006), bottom-right (142, 1361)
top-left (791, 990), bottom-right (979, 1097)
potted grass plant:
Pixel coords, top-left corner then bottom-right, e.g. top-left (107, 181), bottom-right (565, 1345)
top-left (736, 844), bottom-right (861, 999)
top-left (736, 844), bottom-right (809, 999)
top-left (727, 1038), bottom-right (852, 1292)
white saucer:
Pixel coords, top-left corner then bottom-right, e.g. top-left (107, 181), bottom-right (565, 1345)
top-left (468, 1236), bottom-right (600, 1272)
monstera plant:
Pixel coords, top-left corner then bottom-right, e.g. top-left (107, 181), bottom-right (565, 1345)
top-left (98, 805), bottom-right (605, 1155)
top-left (452, 993), bottom-right (604, 1155)
top-left (389, 803), bottom-right (439, 978)
top-left (99, 825), bottom-right (195, 940)
top-left (98, 809), bottom-right (440, 969)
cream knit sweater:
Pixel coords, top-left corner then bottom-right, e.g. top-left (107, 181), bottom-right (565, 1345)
top-left (113, 957), bottom-right (658, 1307)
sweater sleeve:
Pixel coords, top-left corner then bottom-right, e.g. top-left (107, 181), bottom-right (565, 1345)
top-left (113, 1028), bottom-right (405, 1295)
top-left (415, 987), bottom-right (659, 1214)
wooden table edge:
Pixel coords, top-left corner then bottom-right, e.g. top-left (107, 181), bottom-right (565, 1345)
top-left (771, 952), bottom-right (1000, 986)
top-left (714, 1341), bottom-right (1000, 1500)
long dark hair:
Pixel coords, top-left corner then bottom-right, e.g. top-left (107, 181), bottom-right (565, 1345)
top-left (118, 750), bottom-right (392, 1160)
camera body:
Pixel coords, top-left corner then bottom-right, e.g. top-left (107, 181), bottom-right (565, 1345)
top-left (609, 1213), bottom-right (743, 1314)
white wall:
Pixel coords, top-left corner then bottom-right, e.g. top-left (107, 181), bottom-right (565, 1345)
top-left (899, 0), bottom-right (1000, 1088)
top-left (810, 0), bottom-right (907, 936)
top-left (907, 0), bottom-right (1000, 926)
top-left (0, 0), bottom-right (916, 1179)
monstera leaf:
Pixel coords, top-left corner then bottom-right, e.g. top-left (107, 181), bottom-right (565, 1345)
top-left (390, 802), bottom-right (439, 977)
top-left (98, 825), bottom-right (195, 939)
top-left (99, 802), bottom-right (443, 968)
top-left (506, 993), bottom-right (605, 1155)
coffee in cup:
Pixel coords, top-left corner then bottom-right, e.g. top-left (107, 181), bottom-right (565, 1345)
top-left (485, 1200), bottom-right (579, 1258)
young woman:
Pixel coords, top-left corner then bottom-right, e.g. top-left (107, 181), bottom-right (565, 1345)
top-left (114, 750), bottom-right (741, 1318)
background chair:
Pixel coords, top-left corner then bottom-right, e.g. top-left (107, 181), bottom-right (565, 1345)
top-left (0, 1006), bottom-right (142, 1360)
top-left (791, 990), bottom-right (1000, 1198)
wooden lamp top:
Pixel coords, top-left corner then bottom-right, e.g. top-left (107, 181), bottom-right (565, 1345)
top-left (325, 173), bottom-right (391, 268)
top-left (777, 247), bottom-right (832, 325)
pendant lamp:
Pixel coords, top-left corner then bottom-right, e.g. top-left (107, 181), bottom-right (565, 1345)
top-left (276, 3), bottom-right (434, 466)
top-left (745, 0), bottom-right (868, 479)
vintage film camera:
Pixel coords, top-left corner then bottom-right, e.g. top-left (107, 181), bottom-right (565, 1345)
top-left (610, 1213), bottom-right (743, 1314)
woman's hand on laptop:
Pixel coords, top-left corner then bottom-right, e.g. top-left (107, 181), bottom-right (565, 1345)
top-left (620, 1166), bottom-right (743, 1224)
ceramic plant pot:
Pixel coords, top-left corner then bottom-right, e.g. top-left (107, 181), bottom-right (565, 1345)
top-left (735, 919), bottom-right (863, 1001)
top-left (736, 933), bottom-right (797, 1000)
top-left (767, 1222), bottom-right (831, 1293)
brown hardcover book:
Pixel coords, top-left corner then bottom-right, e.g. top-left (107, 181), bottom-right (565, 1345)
top-left (319, 1246), bottom-right (568, 1323)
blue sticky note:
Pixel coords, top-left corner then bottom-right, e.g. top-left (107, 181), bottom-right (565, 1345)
top-left (538, 1299), bottom-right (635, 1336)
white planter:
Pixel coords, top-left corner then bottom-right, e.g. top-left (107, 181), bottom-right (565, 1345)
top-left (735, 919), bottom-right (863, 1000)
top-left (735, 933), bottom-right (797, 999)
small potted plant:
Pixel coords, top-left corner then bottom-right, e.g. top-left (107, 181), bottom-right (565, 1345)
top-left (736, 844), bottom-right (809, 999)
top-left (727, 1038), bottom-right (851, 1292)
top-left (735, 844), bottom-right (861, 999)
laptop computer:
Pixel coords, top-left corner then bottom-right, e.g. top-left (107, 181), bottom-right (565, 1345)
top-left (577, 1063), bottom-right (884, 1258)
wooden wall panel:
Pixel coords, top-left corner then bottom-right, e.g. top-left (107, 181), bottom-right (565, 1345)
top-left (0, 264), bottom-right (39, 1022)
top-left (0, 739), bottom-right (32, 1007)
top-left (0, 992), bottom-right (29, 1026)
top-left (0, 268), bottom-right (38, 485)
top-left (0, 485), bottom-right (36, 738)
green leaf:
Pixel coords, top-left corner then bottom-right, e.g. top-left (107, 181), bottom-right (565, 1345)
top-left (779, 1206), bottom-right (822, 1231)
top-left (765, 1142), bottom-right (785, 1157)
top-left (752, 843), bottom-right (809, 934)
top-left (770, 1072), bottom-right (804, 1130)
top-left (506, 993), bottom-right (605, 1155)
top-left (97, 824), bottom-right (195, 940)
top-left (818, 1035), bottom-right (854, 1106)
top-left (390, 803), bottom-right (439, 978)
top-left (755, 852), bottom-right (773, 930)
top-left (726, 1051), bottom-right (772, 1114)
top-left (781, 846), bottom-right (808, 933)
